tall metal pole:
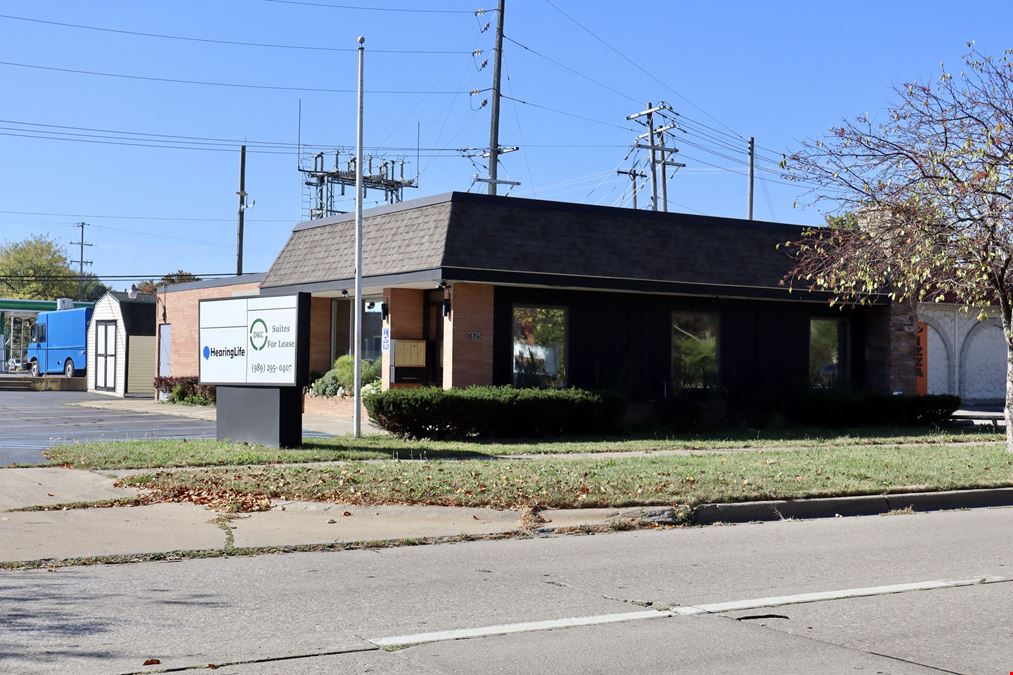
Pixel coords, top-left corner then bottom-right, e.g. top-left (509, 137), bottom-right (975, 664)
top-left (747, 136), bottom-right (755, 220)
top-left (236, 144), bottom-right (247, 275)
top-left (487, 0), bottom-right (506, 195)
top-left (353, 36), bottom-right (365, 438)
top-left (645, 102), bottom-right (658, 211)
top-left (657, 129), bottom-right (668, 212)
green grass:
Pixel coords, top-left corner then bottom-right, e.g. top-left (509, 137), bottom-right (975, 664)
top-left (43, 425), bottom-right (1004, 470)
top-left (121, 443), bottom-right (1013, 511)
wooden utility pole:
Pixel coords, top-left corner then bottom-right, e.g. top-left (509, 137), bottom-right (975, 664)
top-left (236, 144), bottom-right (247, 275)
top-left (617, 168), bottom-right (647, 209)
top-left (747, 136), bottom-right (755, 220)
top-left (487, 0), bottom-right (506, 195)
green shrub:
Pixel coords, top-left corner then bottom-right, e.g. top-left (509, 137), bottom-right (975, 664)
top-left (334, 355), bottom-right (381, 390)
top-left (154, 376), bottom-right (216, 406)
top-left (791, 391), bottom-right (960, 427)
top-left (309, 356), bottom-right (381, 398)
top-left (364, 386), bottom-right (627, 439)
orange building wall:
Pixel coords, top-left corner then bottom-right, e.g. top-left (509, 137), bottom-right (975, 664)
top-left (442, 283), bottom-right (494, 388)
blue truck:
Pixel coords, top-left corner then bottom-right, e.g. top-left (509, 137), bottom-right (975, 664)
top-left (27, 307), bottom-right (93, 377)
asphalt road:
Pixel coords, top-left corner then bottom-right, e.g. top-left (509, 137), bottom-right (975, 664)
top-left (1, 506), bottom-right (1010, 673)
top-left (0, 391), bottom-right (216, 465)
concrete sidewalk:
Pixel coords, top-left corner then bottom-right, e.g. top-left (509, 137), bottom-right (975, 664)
top-left (72, 397), bottom-right (386, 436)
top-left (0, 466), bottom-right (620, 565)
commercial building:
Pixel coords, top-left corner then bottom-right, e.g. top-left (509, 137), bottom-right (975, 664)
top-left (259, 192), bottom-right (916, 402)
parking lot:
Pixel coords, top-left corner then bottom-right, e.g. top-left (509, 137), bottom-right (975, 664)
top-left (0, 390), bottom-right (217, 465)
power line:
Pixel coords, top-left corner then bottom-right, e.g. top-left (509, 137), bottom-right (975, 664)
top-left (0, 60), bottom-right (470, 95)
top-left (0, 209), bottom-right (293, 223)
top-left (500, 95), bottom-right (633, 132)
top-left (541, 0), bottom-right (745, 140)
top-left (0, 13), bottom-right (471, 54)
top-left (503, 34), bottom-right (640, 105)
top-left (264, 0), bottom-right (488, 14)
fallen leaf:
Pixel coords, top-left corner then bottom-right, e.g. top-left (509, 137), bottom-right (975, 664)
top-left (143, 658), bottom-right (161, 666)
top-left (342, 511), bottom-right (352, 517)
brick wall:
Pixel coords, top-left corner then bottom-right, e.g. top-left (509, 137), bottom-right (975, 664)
top-left (443, 283), bottom-right (494, 388)
top-left (158, 282), bottom-right (261, 385)
top-left (864, 302), bottom-right (918, 394)
top-left (381, 288), bottom-right (424, 390)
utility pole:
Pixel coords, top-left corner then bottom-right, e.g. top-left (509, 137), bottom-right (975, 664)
top-left (627, 102), bottom-right (662, 211)
top-left (487, 0), bottom-right (506, 195)
top-left (617, 168), bottom-right (646, 209)
top-left (352, 36), bottom-right (365, 439)
top-left (236, 144), bottom-right (247, 275)
top-left (70, 222), bottom-right (92, 297)
top-left (658, 129), bottom-right (669, 212)
top-left (747, 136), bottom-right (755, 220)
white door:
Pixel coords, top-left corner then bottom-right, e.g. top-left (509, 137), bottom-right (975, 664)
top-left (95, 321), bottom-right (116, 391)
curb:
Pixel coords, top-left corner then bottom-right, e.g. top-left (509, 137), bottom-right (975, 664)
top-left (692, 487), bottom-right (1013, 525)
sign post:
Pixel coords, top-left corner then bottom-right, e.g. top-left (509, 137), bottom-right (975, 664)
top-left (199, 293), bottom-right (310, 447)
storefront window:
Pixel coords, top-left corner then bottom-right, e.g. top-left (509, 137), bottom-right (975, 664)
top-left (512, 306), bottom-right (567, 387)
top-left (671, 312), bottom-right (719, 389)
top-left (810, 319), bottom-right (846, 389)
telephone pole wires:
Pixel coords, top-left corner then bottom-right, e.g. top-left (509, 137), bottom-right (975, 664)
top-left (236, 144), bottom-right (247, 275)
top-left (617, 168), bottom-right (647, 209)
top-left (486, 0), bottom-right (506, 195)
top-left (627, 102), bottom-right (684, 212)
top-left (747, 136), bottom-right (755, 220)
top-left (70, 222), bottom-right (92, 297)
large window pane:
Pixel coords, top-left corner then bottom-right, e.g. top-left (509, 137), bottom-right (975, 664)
top-left (512, 306), bottom-right (567, 388)
top-left (671, 312), bottom-right (719, 389)
top-left (810, 319), bottom-right (846, 388)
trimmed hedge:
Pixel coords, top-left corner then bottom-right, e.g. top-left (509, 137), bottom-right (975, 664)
top-left (656, 389), bottom-right (961, 430)
top-left (364, 386), bottom-right (627, 439)
top-left (153, 376), bottom-right (216, 406)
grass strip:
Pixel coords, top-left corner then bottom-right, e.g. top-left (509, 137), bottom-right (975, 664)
top-left (43, 426), bottom-right (1004, 470)
top-left (120, 443), bottom-right (1013, 511)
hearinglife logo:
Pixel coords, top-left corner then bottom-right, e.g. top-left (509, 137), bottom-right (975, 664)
top-left (202, 345), bottom-right (246, 360)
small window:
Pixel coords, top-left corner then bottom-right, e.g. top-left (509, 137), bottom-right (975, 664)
top-left (512, 306), bottom-right (567, 387)
top-left (810, 319), bottom-right (847, 389)
top-left (671, 312), bottom-right (719, 389)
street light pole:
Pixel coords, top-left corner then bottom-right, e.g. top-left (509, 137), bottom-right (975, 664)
top-left (353, 36), bottom-right (365, 438)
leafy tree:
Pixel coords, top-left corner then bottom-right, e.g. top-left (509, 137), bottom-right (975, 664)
top-left (0, 235), bottom-right (78, 299)
top-left (783, 46), bottom-right (1013, 451)
top-left (77, 273), bottom-right (110, 301)
top-left (160, 270), bottom-right (201, 285)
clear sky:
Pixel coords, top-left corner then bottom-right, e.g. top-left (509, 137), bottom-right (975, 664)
top-left (3, 0), bottom-right (1013, 289)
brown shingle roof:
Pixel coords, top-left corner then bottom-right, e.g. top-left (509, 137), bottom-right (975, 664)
top-left (262, 192), bottom-right (814, 293)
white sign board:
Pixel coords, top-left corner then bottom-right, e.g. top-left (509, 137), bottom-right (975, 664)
top-left (381, 326), bottom-right (391, 352)
top-left (199, 295), bottom-right (301, 386)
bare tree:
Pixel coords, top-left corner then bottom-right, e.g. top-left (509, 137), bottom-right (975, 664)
top-left (783, 45), bottom-right (1013, 451)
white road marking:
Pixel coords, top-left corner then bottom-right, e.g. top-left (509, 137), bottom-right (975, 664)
top-left (368, 576), bottom-right (1007, 648)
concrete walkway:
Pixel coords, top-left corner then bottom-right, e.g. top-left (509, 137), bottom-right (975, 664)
top-left (72, 397), bottom-right (386, 436)
top-left (0, 466), bottom-right (621, 565)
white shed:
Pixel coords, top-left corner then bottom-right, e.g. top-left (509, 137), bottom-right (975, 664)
top-left (86, 292), bottom-right (157, 397)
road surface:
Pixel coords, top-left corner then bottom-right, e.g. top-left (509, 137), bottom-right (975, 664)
top-left (1, 505), bottom-right (1010, 673)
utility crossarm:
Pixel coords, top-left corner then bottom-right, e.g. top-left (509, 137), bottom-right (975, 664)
top-left (636, 123), bottom-right (677, 139)
top-left (634, 143), bottom-right (681, 154)
top-left (626, 104), bottom-right (667, 120)
top-left (472, 176), bottom-right (521, 186)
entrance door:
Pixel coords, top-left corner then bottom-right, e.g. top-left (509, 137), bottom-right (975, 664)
top-left (423, 290), bottom-right (445, 386)
top-left (95, 321), bottom-right (116, 391)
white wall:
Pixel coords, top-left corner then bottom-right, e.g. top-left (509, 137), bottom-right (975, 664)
top-left (917, 303), bottom-right (1006, 403)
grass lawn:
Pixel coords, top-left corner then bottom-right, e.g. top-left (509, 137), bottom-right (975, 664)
top-left (44, 425), bottom-right (1004, 470)
top-left (120, 443), bottom-right (1013, 512)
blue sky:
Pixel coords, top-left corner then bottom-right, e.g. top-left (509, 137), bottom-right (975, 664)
top-left (3, 0), bottom-right (1013, 288)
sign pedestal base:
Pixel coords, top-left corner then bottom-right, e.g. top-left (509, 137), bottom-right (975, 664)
top-left (216, 386), bottom-right (302, 448)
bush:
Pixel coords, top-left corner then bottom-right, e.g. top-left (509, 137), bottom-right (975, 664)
top-left (791, 391), bottom-right (960, 427)
top-left (364, 386), bottom-right (627, 439)
top-left (309, 356), bottom-right (381, 398)
top-left (153, 376), bottom-right (216, 406)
